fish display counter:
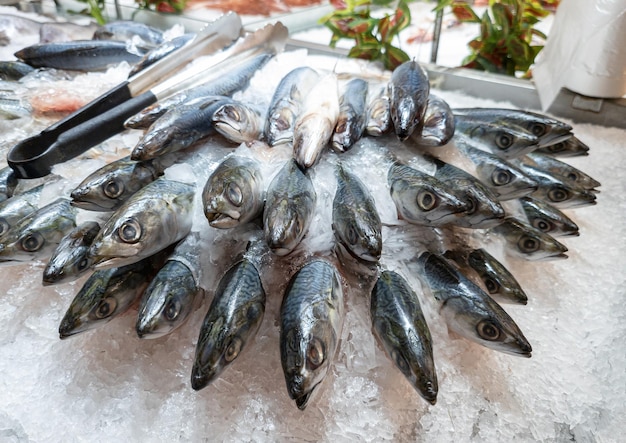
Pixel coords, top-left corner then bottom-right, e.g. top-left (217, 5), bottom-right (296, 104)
top-left (0, 5), bottom-right (625, 443)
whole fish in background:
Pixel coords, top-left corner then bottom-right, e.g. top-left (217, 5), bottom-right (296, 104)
top-left (388, 60), bottom-right (430, 140)
top-left (518, 196), bottom-right (579, 237)
top-left (130, 96), bottom-right (232, 161)
top-left (429, 156), bottom-right (505, 229)
top-left (265, 66), bottom-right (319, 146)
top-left (0, 184), bottom-right (43, 238)
top-left (387, 162), bottom-right (469, 226)
top-left (444, 248), bottom-right (528, 305)
top-left (70, 156), bottom-right (169, 212)
top-left (365, 86), bottom-right (391, 136)
top-left (455, 141), bottom-right (538, 200)
top-left (371, 270), bottom-right (438, 405)
top-left (454, 118), bottom-right (539, 159)
top-left (14, 40), bottom-right (146, 71)
top-left (332, 163), bottom-right (382, 263)
top-left (0, 61), bottom-right (35, 80)
top-left (89, 178), bottom-right (195, 269)
top-left (0, 14), bottom-right (43, 46)
top-left (212, 101), bottom-right (265, 144)
top-left (191, 257), bottom-right (265, 390)
top-left (524, 153), bottom-right (601, 191)
top-left (263, 159), bottom-right (316, 256)
top-left (0, 97), bottom-right (32, 119)
top-left (292, 72), bottom-right (340, 169)
top-left (453, 108), bottom-right (573, 148)
top-left (533, 135), bottom-right (589, 157)
top-left (0, 166), bottom-right (17, 202)
top-left (42, 221), bottom-right (100, 286)
top-left (128, 33), bottom-right (195, 77)
top-left (416, 252), bottom-right (532, 357)
top-left (280, 259), bottom-right (344, 410)
top-left (58, 252), bottom-right (166, 339)
top-left (202, 155), bottom-right (265, 229)
top-left (125, 53), bottom-right (273, 130)
top-left (0, 198), bottom-right (76, 263)
top-left (514, 161), bottom-right (597, 208)
top-left (491, 217), bottom-right (568, 261)
top-left (410, 94), bottom-right (455, 148)
top-left (136, 233), bottom-right (203, 339)
top-left (332, 78), bottom-right (368, 152)
top-left (93, 20), bottom-right (164, 49)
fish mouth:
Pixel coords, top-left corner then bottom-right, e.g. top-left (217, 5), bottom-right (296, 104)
top-left (537, 132), bottom-right (572, 148)
top-left (205, 209), bottom-right (240, 228)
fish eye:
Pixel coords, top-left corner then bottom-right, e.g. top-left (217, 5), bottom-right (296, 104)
top-left (476, 320), bottom-right (502, 341)
top-left (464, 196), bottom-right (477, 215)
top-left (566, 172), bottom-right (579, 182)
top-left (531, 217), bottom-right (553, 233)
top-left (517, 235), bottom-right (540, 253)
top-left (417, 189), bottom-right (437, 211)
top-left (491, 168), bottom-right (512, 186)
top-left (346, 224), bottom-right (358, 246)
top-left (118, 218), bottom-right (142, 243)
top-left (246, 303), bottom-right (262, 321)
top-left (391, 349), bottom-right (410, 374)
top-left (306, 337), bottom-right (325, 370)
top-left (95, 296), bottom-right (117, 319)
top-left (103, 178), bottom-right (124, 199)
top-left (20, 232), bottom-right (44, 252)
top-left (226, 182), bottom-right (243, 207)
top-left (495, 132), bottom-right (513, 149)
top-left (0, 217), bottom-right (10, 236)
top-left (164, 299), bottom-right (180, 321)
top-left (547, 186), bottom-right (569, 202)
top-left (546, 142), bottom-right (564, 153)
top-left (483, 277), bottom-right (499, 294)
top-left (225, 106), bottom-right (240, 122)
top-left (530, 123), bottom-right (547, 137)
top-left (224, 337), bottom-right (243, 362)
top-left (75, 257), bottom-right (90, 272)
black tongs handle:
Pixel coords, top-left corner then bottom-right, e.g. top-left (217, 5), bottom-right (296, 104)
top-left (9, 92), bottom-right (156, 179)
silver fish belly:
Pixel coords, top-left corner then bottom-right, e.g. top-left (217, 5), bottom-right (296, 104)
top-left (410, 94), bottom-right (455, 148)
top-left (416, 252), bottom-right (532, 357)
top-left (371, 270), bottom-right (438, 404)
top-left (202, 155), bottom-right (265, 229)
top-left (280, 258), bottom-right (344, 410)
top-left (332, 164), bottom-right (382, 262)
top-left (365, 86), bottom-right (391, 137)
top-left (263, 159), bottom-right (316, 256)
top-left (191, 258), bottom-right (265, 390)
top-left (43, 221), bottom-right (100, 285)
top-left (388, 60), bottom-right (430, 141)
top-left (70, 156), bottom-right (167, 212)
top-left (89, 178), bottom-right (195, 269)
top-left (292, 72), bottom-right (340, 169)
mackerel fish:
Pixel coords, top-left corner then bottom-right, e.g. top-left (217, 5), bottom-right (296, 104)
top-left (388, 60), bottom-right (430, 141)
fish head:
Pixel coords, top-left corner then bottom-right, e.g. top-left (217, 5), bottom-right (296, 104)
top-left (70, 167), bottom-right (133, 212)
top-left (293, 114), bottom-right (335, 168)
top-left (332, 211), bottom-right (382, 263)
top-left (89, 201), bottom-right (172, 268)
top-left (266, 106), bottom-right (297, 146)
top-left (42, 246), bottom-right (92, 285)
top-left (494, 218), bottom-right (569, 260)
top-left (467, 124), bottom-right (539, 159)
top-left (455, 180), bottom-right (506, 228)
top-left (388, 166), bottom-right (469, 226)
top-left (535, 136), bottom-right (589, 157)
top-left (212, 103), bottom-right (259, 143)
top-left (467, 249), bottom-right (528, 305)
top-left (136, 260), bottom-right (198, 339)
top-left (534, 182), bottom-right (597, 209)
top-left (191, 262), bottom-right (265, 391)
top-left (473, 153), bottom-right (538, 200)
top-left (520, 197), bottom-right (579, 237)
top-left (263, 198), bottom-right (305, 256)
top-left (280, 324), bottom-right (335, 410)
top-left (203, 158), bottom-right (263, 228)
top-left (390, 95), bottom-right (422, 141)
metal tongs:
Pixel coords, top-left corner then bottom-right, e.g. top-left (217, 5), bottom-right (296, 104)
top-left (7, 13), bottom-right (243, 179)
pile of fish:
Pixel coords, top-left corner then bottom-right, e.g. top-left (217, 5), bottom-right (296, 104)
top-left (0, 12), bottom-right (600, 411)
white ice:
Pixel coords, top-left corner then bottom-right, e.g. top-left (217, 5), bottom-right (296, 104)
top-left (0, 6), bottom-right (625, 443)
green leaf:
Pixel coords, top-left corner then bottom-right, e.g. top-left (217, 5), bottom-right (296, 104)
top-left (480, 10), bottom-right (494, 40)
top-left (451, 3), bottom-right (481, 23)
top-left (491, 3), bottom-right (512, 36)
top-left (383, 44), bottom-right (410, 70)
top-left (348, 42), bottom-right (381, 61)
